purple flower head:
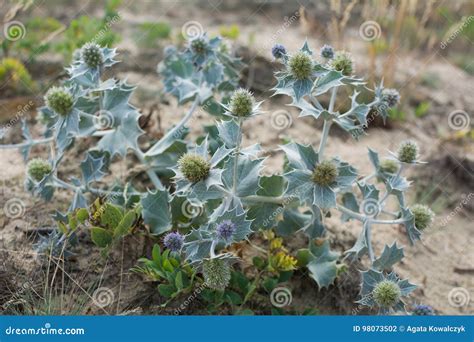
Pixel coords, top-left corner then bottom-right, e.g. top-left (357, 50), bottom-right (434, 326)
top-left (163, 232), bottom-right (184, 252)
top-left (320, 44), bottom-right (334, 59)
top-left (412, 304), bottom-right (435, 316)
top-left (272, 44), bottom-right (287, 59)
top-left (216, 220), bottom-right (236, 241)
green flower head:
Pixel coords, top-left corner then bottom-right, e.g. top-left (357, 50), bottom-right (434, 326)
top-left (397, 140), bottom-right (418, 163)
top-left (81, 43), bottom-right (104, 68)
top-left (379, 159), bottom-right (399, 174)
top-left (288, 51), bottom-right (313, 80)
top-left (229, 88), bottom-right (254, 117)
top-left (203, 258), bottom-right (231, 291)
top-left (331, 51), bottom-right (354, 76)
top-left (372, 280), bottom-right (401, 308)
top-left (411, 204), bottom-right (435, 230)
top-left (178, 153), bottom-right (210, 183)
top-left (44, 86), bottom-right (74, 116)
top-left (312, 160), bottom-right (338, 186)
top-left (190, 37), bottom-right (208, 55)
top-left (27, 158), bottom-right (52, 182)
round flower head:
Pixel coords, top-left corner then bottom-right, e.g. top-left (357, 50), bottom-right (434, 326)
top-left (372, 280), bottom-right (401, 308)
top-left (203, 258), bottom-right (231, 291)
top-left (44, 86), bottom-right (74, 116)
top-left (311, 160), bottom-right (338, 186)
top-left (190, 37), bottom-right (208, 55)
top-left (288, 51), bottom-right (313, 80)
top-left (397, 140), bottom-right (418, 163)
top-left (27, 158), bottom-right (52, 182)
top-left (411, 204), bottom-right (434, 230)
top-left (271, 44), bottom-right (287, 59)
top-left (229, 89), bottom-right (254, 117)
top-left (216, 220), bottom-right (236, 241)
top-left (320, 44), bottom-right (334, 59)
top-left (331, 51), bottom-right (354, 76)
top-left (163, 232), bottom-right (184, 252)
top-left (381, 88), bottom-right (400, 108)
top-left (81, 43), bottom-right (104, 68)
top-left (379, 159), bottom-right (399, 174)
top-left (412, 304), bottom-right (435, 316)
top-left (178, 153), bottom-right (210, 183)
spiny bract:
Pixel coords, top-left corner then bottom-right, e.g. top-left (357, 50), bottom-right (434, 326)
top-left (372, 280), bottom-right (401, 308)
top-left (312, 160), bottom-right (338, 186)
top-left (27, 158), bottom-right (52, 182)
top-left (178, 153), bottom-right (210, 183)
top-left (44, 86), bottom-right (74, 116)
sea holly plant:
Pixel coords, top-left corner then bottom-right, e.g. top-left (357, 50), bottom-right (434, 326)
top-left (1, 33), bottom-right (435, 314)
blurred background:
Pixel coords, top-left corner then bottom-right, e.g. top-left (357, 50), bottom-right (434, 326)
top-left (0, 0), bottom-right (472, 315)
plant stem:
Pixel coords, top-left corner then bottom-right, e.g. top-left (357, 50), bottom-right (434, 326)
top-left (232, 118), bottom-right (243, 193)
top-left (318, 119), bottom-right (332, 159)
top-left (134, 149), bottom-right (164, 190)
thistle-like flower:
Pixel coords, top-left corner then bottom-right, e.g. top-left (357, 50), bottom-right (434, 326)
top-left (330, 51), bottom-right (354, 76)
top-left (411, 304), bottom-right (435, 316)
top-left (288, 51), bottom-right (313, 80)
top-left (397, 140), bottom-right (418, 163)
top-left (411, 204), bottom-right (435, 230)
top-left (311, 160), bottom-right (339, 186)
top-left (190, 37), bottom-right (208, 55)
top-left (320, 44), bottom-right (334, 59)
top-left (202, 258), bottom-right (231, 291)
top-left (379, 159), bottom-right (399, 174)
top-left (228, 88), bottom-right (255, 117)
top-left (178, 153), bottom-right (211, 183)
top-left (372, 280), bottom-right (401, 308)
top-left (381, 88), bottom-right (400, 108)
top-left (27, 158), bottom-right (52, 182)
top-left (44, 86), bottom-right (74, 116)
top-left (216, 220), bottom-right (236, 241)
top-left (271, 44), bottom-right (287, 59)
top-left (81, 43), bottom-right (104, 68)
top-left (163, 232), bottom-right (184, 252)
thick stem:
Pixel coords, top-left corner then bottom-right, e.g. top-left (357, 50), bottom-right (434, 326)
top-left (318, 120), bottom-right (332, 159)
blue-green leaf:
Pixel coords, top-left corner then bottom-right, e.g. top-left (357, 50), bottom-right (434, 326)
top-left (141, 190), bottom-right (171, 235)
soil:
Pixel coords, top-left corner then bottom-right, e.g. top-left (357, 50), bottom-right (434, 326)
top-left (0, 1), bottom-right (472, 315)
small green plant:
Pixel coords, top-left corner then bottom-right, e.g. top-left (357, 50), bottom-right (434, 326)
top-left (135, 22), bottom-right (171, 48)
top-left (0, 57), bottom-right (35, 96)
top-left (219, 25), bottom-right (240, 41)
